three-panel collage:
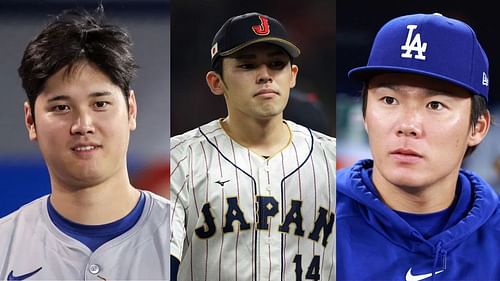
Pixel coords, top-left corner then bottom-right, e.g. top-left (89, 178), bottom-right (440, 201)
top-left (1, 0), bottom-right (499, 280)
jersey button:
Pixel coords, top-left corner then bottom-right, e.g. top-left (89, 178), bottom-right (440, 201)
top-left (89, 264), bottom-right (100, 274)
top-left (266, 185), bottom-right (272, 192)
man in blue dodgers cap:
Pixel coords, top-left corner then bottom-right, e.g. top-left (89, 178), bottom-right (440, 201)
top-left (337, 13), bottom-right (500, 280)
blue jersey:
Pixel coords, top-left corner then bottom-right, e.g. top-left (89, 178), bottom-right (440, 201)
top-left (337, 159), bottom-right (500, 280)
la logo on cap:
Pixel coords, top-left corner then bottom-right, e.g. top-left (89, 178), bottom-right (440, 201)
top-left (401, 24), bottom-right (428, 60)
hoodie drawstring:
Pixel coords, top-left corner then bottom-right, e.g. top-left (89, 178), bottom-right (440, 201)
top-left (431, 241), bottom-right (447, 280)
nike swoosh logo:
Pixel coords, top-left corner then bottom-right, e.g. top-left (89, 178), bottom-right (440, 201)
top-left (406, 267), bottom-right (444, 281)
top-left (7, 267), bottom-right (42, 280)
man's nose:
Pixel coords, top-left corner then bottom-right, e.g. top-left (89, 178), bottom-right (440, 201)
top-left (70, 110), bottom-right (95, 136)
top-left (256, 64), bottom-right (273, 84)
top-left (396, 108), bottom-right (423, 138)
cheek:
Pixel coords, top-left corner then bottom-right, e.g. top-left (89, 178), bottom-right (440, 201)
top-left (34, 117), bottom-right (67, 140)
top-left (433, 118), bottom-right (471, 153)
top-left (108, 109), bottom-right (134, 132)
top-left (365, 107), bottom-right (391, 137)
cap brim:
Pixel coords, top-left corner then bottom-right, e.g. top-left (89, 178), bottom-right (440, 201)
top-left (220, 37), bottom-right (300, 58)
top-left (348, 66), bottom-right (481, 96)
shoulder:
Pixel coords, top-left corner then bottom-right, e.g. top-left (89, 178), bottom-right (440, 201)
top-left (0, 196), bottom-right (48, 237)
top-left (287, 120), bottom-right (335, 148)
top-left (170, 120), bottom-right (225, 155)
top-left (142, 190), bottom-right (170, 212)
top-left (335, 167), bottom-right (356, 203)
top-left (486, 200), bottom-right (500, 228)
top-left (136, 191), bottom-right (170, 234)
top-left (336, 166), bottom-right (353, 187)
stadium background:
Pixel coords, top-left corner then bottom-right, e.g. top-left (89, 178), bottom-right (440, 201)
top-left (337, 1), bottom-right (500, 193)
top-left (0, 0), bottom-right (170, 218)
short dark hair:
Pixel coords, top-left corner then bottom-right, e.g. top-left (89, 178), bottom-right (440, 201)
top-left (212, 57), bottom-right (223, 77)
top-left (18, 7), bottom-right (138, 119)
top-left (360, 84), bottom-right (490, 157)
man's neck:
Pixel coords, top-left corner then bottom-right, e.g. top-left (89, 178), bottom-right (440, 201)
top-left (49, 170), bottom-right (141, 225)
top-left (221, 115), bottom-right (290, 157)
top-left (372, 167), bottom-right (458, 214)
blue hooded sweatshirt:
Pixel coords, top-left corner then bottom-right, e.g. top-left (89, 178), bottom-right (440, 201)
top-left (337, 159), bottom-right (500, 280)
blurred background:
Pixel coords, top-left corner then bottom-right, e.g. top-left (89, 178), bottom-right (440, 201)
top-left (171, 0), bottom-right (335, 138)
top-left (337, 1), bottom-right (500, 194)
top-left (0, 0), bottom-right (170, 218)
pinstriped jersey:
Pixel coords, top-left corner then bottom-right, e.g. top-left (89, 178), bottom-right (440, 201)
top-left (170, 120), bottom-right (336, 281)
top-left (0, 191), bottom-right (170, 280)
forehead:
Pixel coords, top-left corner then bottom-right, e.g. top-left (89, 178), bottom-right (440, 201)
top-left (42, 61), bottom-right (119, 95)
top-left (227, 42), bottom-right (289, 59)
top-left (368, 73), bottom-right (472, 98)
top-left (59, 61), bottom-right (111, 83)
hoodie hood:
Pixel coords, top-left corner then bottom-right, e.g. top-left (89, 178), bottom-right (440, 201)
top-left (337, 159), bottom-right (498, 256)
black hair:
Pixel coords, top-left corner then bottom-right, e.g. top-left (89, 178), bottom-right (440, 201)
top-left (18, 6), bottom-right (138, 119)
top-left (212, 57), bottom-right (223, 77)
top-left (360, 84), bottom-right (490, 157)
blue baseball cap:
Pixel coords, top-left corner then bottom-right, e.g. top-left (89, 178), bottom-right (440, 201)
top-left (349, 13), bottom-right (490, 101)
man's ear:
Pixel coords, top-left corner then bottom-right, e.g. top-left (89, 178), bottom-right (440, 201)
top-left (206, 71), bottom-right (225, 96)
top-left (290, 64), bottom-right (299, 88)
top-left (128, 90), bottom-right (137, 131)
top-left (468, 111), bottom-right (490, 146)
top-left (24, 102), bottom-right (37, 141)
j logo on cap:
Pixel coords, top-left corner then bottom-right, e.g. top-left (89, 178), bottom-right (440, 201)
top-left (252, 15), bottom-right (270, 36)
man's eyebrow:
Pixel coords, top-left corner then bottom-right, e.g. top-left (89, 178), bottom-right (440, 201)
top-left (266, 50), bottom-right (287, 57)
top-left (46, 91), bottom-right (113, 102)
top-left (372, 83), bottom-right (455, 97)
top-left (47, 95), bottom-right (69, 102)
top-left (89, 91), bottom-right (113, 98)
top-left (232, 53), bottom-right (256, 60)
top-left (232, 50), bottom-right (287, 60)
top-left (424, 88), bottom-right (453, 96)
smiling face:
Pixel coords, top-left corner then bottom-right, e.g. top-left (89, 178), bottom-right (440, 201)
top-left (24, 60), bottom-right (137, 189)
top-left (365, 73), bottom-right (489, 191)
top-left (206, 43), bottom-right (298, 122)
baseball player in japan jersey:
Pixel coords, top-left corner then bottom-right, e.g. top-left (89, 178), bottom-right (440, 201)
top-left (170, 12), bottom-right (336, 281)
top-left (0, 7), bottom-right (169, 280)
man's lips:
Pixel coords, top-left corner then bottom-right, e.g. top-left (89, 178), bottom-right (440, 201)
top-left (390, 148), bottom-right (423, 163)
top-left (71, 143), bottom-right (102, 152)
top-left (254, 88), bottom-right (279, 97)
top-left (390, 148), bottom-right (422, 157)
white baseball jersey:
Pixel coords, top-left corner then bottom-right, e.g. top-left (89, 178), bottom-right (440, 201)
top-left (0, 190), bottom-right (170, 280)
top-left (170, 119), bottom-right (336, 281)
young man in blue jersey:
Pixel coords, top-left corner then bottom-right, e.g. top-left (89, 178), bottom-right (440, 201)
top-left (337, 13), bottom-right (500, 280)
